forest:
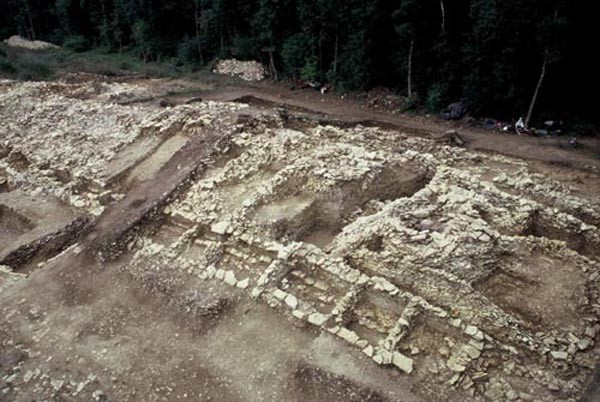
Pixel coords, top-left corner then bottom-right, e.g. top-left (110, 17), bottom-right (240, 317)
top-left (0, 0), bottom-right (597, 126)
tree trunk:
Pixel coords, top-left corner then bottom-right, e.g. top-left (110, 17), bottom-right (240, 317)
top-left (440, 0), bottom-right (446, 34)
top-left (333, 33), bottom-right (339, 74)
top-left (525, 47), bottom-right (548, 128)
top-left (269, 51), bottom-right (278, 81)
top-left (318, 33), bottom-right (323, 78)
top-left (194, 1), bottom-right (204, 64)
top-left (525, 9), bottom-right (558, 127)
top-left (23, 0), bottom-right (35, 40)
top-left (100, 0), bottom-right (109, 45)
top-left (407, 38), bottom-right (414, 99)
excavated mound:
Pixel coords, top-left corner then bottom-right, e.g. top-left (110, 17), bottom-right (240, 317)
top-left (1, 77), bottom-right (600, 401)
top-left (134, 114), bottom-right (600, 400)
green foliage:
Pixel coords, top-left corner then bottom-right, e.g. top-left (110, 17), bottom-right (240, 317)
top-left (0, 45), bottom-right (56, 80)
top-left (0, 0), bottom-right (593, 124)
top-left (63, 35), bottom-right (90, 52)
top-left (16, 57), bottom-right (54, 80)
top-left (231, 36), bottom-right (257, 59)
top-left (177, 36), bottom-right (201, 64)
top-left (300, 56), bottom-right (317, 81)
top-left (132, 19), bottom-right (156, 62)
top-left (426, 83), bottom-right (446, 113)
top-left (252, 0), bottom-right (279, 46)
top-left (337, 32), bottom-right (370, 90)
top-left (281, 33), bottom-right (311, 77)
top-left (0, 57), bottom-right (17, 75)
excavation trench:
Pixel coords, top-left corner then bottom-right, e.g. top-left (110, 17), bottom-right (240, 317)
top-left (255, 163), bottom-right (431, 249)
top-left (522, 211), bottom-right (600, 260)
top-left (0, 205), bottom-right (34, 248)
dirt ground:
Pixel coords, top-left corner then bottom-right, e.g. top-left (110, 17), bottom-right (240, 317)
top-left (1, 73), bottom-right (600, 402)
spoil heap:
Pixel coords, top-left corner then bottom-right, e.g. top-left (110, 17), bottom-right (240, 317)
top-left (213, 59), bottom-right (266, 81)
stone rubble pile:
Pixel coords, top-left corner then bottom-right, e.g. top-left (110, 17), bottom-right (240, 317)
top-left (123, 113), bottom-right (600, 401)
top-left (3, 76), bottom-right (600, 401)
top-left (0, 79), bottom-right (246, 215)
top-left (213, 59), bottom-right (266, 81)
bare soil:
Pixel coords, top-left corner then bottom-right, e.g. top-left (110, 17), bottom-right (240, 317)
top-left (1, 74), bottom-right (600, 402)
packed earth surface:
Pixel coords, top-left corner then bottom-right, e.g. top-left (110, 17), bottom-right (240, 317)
top-left (1, 74), bottom-right (600, 402)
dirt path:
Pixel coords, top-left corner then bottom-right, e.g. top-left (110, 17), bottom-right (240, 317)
top-left (197, 82), bottom-right (600, 171)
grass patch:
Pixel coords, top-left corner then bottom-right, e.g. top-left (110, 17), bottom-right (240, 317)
top-left (60, 48), bottom-right (179, 77)
top-left (0, 54), bottom-right (16, 74)
top-left (0, 44), bottom-right (184, 81)
top-left (0, 44), bottom-right (63, 80)
top-left (0, 42), bottom-right (245, 86)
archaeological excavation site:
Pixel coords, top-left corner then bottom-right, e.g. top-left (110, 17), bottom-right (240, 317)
top-left (1, 75), bottom-right (600, 402)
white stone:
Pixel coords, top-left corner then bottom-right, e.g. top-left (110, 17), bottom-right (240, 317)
top-left (479, 233), bottom-right (491, 242)
top-left (273, 289), bottom-right (287, 301)
top-left (201, 180), bottom-right (215, 189)
top-left (224, 271), bottom-right (237, 286)
top-left (23, 371), bottom-right (34, 383)
top-left (469, 339), bottom-right (485, 351)
top-left (585, 326), bottom-right (597, 338)
top-left (577, 339), bottom-right (591, 351)
top-left (205, 265), bottom-right (217, 279)
top-left (392, 351), bottom-right (414, 374)
top-left (447, 360), bottom-right (466, 373)
top-left (338, 328), bottom-right (360, 345)
top-left (550, 350), bottom-right (568, 360)
top-left (307, 312), bottom-right (328, 326)
top-left (285, 294), bottom-right (299, 309)
top-left (465, 325), bottom-right (484, 341)
top-left (211, 221), bottom-right (230, 235)
top-left (462, 344), bottom-right (481, 360)
top-left (450, 318), bottom-right (462, 328)
top-left (292, 310), bottom-right (305, 319)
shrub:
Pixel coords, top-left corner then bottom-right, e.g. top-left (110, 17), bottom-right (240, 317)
top-left (119, 61), bottom-right (131, 71)
top-left (14, 53), bottom-right (54, 80)
top-left (281, 33), bottom-right (311, 78)
top-left (177, 37), bottom-right (201, 64)
top-left (231, 35), bottom-right (256, 60)
top-left (63, 35), bottom-right (90, 52)
top-left (426, 83), bottom-right (445, 113)
top-left (300, 56), bottom-right (318, 82)
top-left (0, 56), bottom-right (16, 75)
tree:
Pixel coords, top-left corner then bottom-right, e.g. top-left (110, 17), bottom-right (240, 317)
top-left (0, 0), bottom-right (594, 127)
top-left (193, 0), bottom-right (204, 63)
top-left (252, 0), bottom-right (283, 78)
top-left (525, 4), bottom-right (566, 126)
top-left (22, 0), bottom-right (36, 39)
top-left (462, 0), bottom-right (519, 115)
top-left (393, 0), bottom-right (431, 100)
top-left (132, 19), bottom-right (153, 62)
top-left (281, 32), bottom-right (311, 78)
